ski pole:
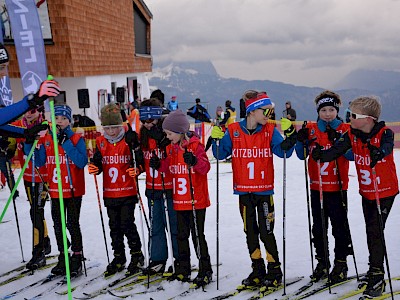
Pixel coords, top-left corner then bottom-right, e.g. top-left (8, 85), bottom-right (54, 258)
top-left (334, 159), bottom-right (359, 280)
top-left (5, 158), bottom-right (25, 263)
top-left (371, 166), bottom-right (394, 300)
top-left (185, 148), bottom-right (201, 259)
top-left (131, 148), bottom-right (149, 266)
top-left (31, 150), bottom-right (36, 274)
top-left (160, 171), bottom-right (175, 273)
top-left (147, 151), bottom-right (157, 288)
top-left (317, 159), bottom-right (332, 293)
top-left (0, 138), bottom-right (38, 224)
top-left (92, 164), bottom-right (110, 264)
top-left (215, 134), bottom-right (220, 290)
top-left (302, 121), bottom-right (314, 274)
top-left (282, 150), bottom-right (287, 295)
top-left (65, 154), bottom-right (87, 277)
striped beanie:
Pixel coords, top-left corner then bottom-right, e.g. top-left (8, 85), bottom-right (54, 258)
top-left (54, 105), bottom-right (72, 122)
top-left (245, 93), bottom-right (272, 114)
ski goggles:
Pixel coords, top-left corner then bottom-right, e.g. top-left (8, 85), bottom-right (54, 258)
top-left (257, 107), bottom-right (274, 118)
top-left (348, 110), bottom-right (377, 120)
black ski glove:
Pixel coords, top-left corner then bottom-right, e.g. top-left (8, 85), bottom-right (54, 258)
top-left (149, 155), bottom-right (161, 170)
top-left (157, 136), bottom-right (171, 150)
top-left (326, 125), bottom-right (340, 143)
top-left (368, 144), bottom-right (384, 168)
top-left (24, 123), bottom-right (49, 144)
top-left (57, 127), bottom-right (69, 145)
top-left (311, 143), bottom-right (323, 161)
top-left (183, 151), bottom-right (197, 167)
top-left (125, 124), bottom-right (140, 150)
top-left (297, 128), bottom-right (309, 143)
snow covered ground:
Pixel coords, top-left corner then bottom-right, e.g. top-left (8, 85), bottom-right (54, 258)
top-left (1, 150), bottom-right (400, 299)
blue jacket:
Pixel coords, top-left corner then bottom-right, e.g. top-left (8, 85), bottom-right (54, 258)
top-left (0, 95), bottom-right (32, 127)
top-left (24, 126), bottom-right (87, 169)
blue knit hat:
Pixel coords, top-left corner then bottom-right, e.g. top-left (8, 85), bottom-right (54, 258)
top-left (54, 105), bottom-right (72, 122)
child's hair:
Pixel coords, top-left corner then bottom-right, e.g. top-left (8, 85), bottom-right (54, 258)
top-left (349, 96), bottom-right (381, 120)
top-left (314, 90), bottom-right (342, 106)
top-left (242, 90), bottom-right (259, 101)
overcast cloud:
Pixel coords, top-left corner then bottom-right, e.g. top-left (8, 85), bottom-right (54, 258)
top-left (145, 0), bottom-right (400, 88)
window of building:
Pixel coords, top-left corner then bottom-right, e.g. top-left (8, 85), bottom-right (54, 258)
top-left (0, 0), bottom-right (53, 43)
top-left (133, 4), bottom-right (149, 55)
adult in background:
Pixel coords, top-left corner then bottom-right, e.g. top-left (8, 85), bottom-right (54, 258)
top-left (220, 100), bottom-right (236, 127)
top-left (282, 101), bottom-right (296, 121)
top-left (187, 98), bottom-right (211, 137)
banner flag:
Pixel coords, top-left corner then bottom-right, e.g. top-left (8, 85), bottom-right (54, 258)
top-left (5, 0), bottom-right (48, 96)
top-left (0, 31), bottom-right (13, 106)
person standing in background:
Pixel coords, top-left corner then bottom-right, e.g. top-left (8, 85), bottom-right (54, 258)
top-left (167, 96), bottom-right (179, 111)
top-left (220, 100), bottom-right (236, 127)
top-left (282, 101), bottom-right (296, 121)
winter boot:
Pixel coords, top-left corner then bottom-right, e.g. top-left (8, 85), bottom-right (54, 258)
top-left (310, 259), bottom-right (329, 282)
top-left (70, 253), bottom-right (83, 277)
top-left (142, 260), bottom-right (166, 275)
top-left (363, 268), bottom-right (385, 298)
top-left (193, 269), bottom-right (213, 287)
top-left (126, 251), bottom-right (144, 275)
top-left (104, 253), bottom-right (126, 277)
top-left (242, 259), bottom-right (266, 287)
top-left (167, 260), bottom-right (191, 282)
top-left (262, 262), bottom-right (283, 289)
top-left (51, 253), bottom-right (68, 276)
top-left (26, 248), bottom-right (46, 270)
top-left (330, 259), bottom-right (348, 284)
top-left (43, 236), bottom-right (51, 255)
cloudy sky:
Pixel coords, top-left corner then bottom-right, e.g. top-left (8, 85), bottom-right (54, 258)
top-left (144, 0), bottom-right (400, 88)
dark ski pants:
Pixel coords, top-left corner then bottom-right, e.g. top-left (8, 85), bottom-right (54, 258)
top-left (362, 195), bottom-right (395, 271)
top-left (239, 194), bottom-right (280, 264)
top-left (51, 197), bottom-right (83, 253)
top-left (176, 208), bottom-right (211, 274)
top-left (24, 180), bottom-right (50, 250)
top-left (146, 189), bottom-right (178, 263)
top-left (311, 190), bottom-right (352, 263)
top-left (105, 198), bottom-right (142, 256)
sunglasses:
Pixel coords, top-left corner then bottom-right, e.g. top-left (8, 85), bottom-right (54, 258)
top-left (349, 110), bottom-right (377, 120)
top-left (257, 107), bottom-right (274, 118)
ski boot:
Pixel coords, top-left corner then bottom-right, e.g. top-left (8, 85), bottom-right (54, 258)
top-left (70, 252), bottom-right (83, 277)
top-left (193, 269), bottom-right (213, 287)
top-left (142, 260), bottom-right (166, 276)
top-left (126, 251), bottom-right (144, 275)
top-left (363, 268), bottom-right (385, 298)
top-left (330, 259), bottom-right (348, 284)
top-left (167, 260), bottom-right (191, 282)
top-left (241, 259), bottom-right (266, 287)
top-left (262, 262), bottom-right (283, 289)
top-left (26, 248), bottom-right (46, 270)
top-left (310, 259), bottom-right (329, 282)
top-left (51, 253), bottom-right (68, 275)
top-left (104, 253), bottom-right (126, 277)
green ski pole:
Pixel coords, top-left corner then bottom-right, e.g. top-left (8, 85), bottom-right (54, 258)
top-left (47, 75), bottom-right (73, 300)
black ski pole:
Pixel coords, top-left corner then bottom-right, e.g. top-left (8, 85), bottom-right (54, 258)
top-left (317, 159), bottom-right (332, 293)
top-left (147, 150), bottom-right (157, 288)
top-left (215, 124), bottom-right (220, 290)
top-left (302, 121), bottom-right (315, 275)
top-left (282, 150), bottom-right (287, 295)
top-left (334, 159), bottom-right (359, 280)
top-left (65, 155), bottom-right (87, 276)
top-left (91, 159), bottom-right (110, 264)
top-left (5, 158), bottom-right (25, 262)
top-left (185, 148), bottom-right (201, 259)
top-left (30, 151), bottom-right (36, 274)
top-left (371, 166), bottom-right (394, 300)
